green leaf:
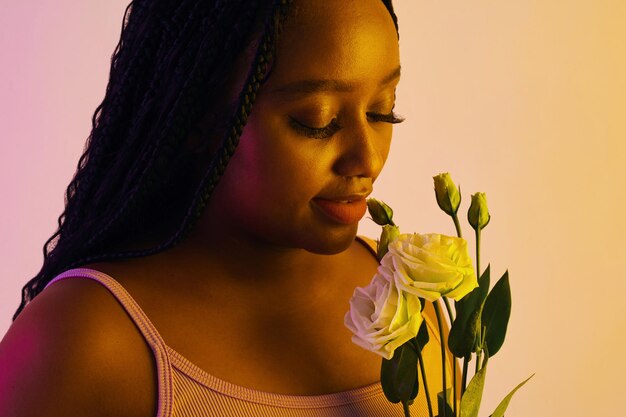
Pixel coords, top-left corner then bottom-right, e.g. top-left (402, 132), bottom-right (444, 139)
top-left (449, 265), bottom-right (490, 357)
top-left (448, 313), bottom-right (473, 358)
top-left (459, 358), bottom-right (488, 417)
top-left (381, 342), bottom-right (419, 404)
top-left (481, 270), bottom-right (511, 356)
top-left (458, 264), bottom-right (491, 317)
top-left (489, 374), bottom-right (534, 417)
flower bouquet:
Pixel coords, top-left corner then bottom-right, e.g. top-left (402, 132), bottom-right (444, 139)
top-left (344, 173), bottom-right (533, 417)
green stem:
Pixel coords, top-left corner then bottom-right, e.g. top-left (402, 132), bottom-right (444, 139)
top-left (433, 301), bottom-right (447, 417)
top-left (475, 325), bottom-right (488, 373)
top-left (461, 356), bottom-right (469, 397)
top-left (402, 400), bottom-right (412, 417)
top-left (452, 355), bottom-right (458, 417)
top-left (475, 228), bottom-right (481, 282)
top-left (474, 227), bottom-right (483, 375)
top-left (442, 298), bottom-right (457, 416)
top-left (415, 339), bottom-right (434, 417)
top-left (443, 298), bottom-right (455, 322)
top-left (452, 213), bottom-right (463, 238)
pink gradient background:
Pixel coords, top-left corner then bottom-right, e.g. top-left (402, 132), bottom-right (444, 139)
top-left (1, 1), bottom-right (625, 416)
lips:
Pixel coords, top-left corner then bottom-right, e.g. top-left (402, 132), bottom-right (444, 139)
top-left (312, 197), bottom-right (368, 225)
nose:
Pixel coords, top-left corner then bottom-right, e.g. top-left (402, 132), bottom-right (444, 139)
top-left (332, 119), bottom-right (391, 180)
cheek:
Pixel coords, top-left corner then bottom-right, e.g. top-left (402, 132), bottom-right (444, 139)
top-left (382, 138), bottom-right (392, 164)
top-left (374, 126), bottom-right (393, 171)
top-left (378, 126), bottom-right (393, 165)
top-left (226, 122), bottom-right (328, 205)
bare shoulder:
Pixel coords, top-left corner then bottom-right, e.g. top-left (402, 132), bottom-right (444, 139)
top-left (356, 234), bottom-right (378, 253)
top-left (0, 276), bottom-right (157, 417)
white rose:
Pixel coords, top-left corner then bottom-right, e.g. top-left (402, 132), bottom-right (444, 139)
top-left (384, 233), bottom-right (478, 301)
top-left (344, 271), bottom-right (423, 360)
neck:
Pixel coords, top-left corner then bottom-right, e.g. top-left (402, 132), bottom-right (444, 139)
top-left (161, 212), bottom-right (353, 313)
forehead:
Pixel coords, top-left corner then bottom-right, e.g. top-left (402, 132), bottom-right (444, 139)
top-left (263, 0), bottom-right (400, 94)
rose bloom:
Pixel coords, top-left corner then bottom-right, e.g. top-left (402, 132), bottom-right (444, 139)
top-left (344, 272), bottom-right (423, 360)
top-left (383, 233), bottom-right (478, 301)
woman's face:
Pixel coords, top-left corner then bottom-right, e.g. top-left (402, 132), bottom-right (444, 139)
top-left (201, 0), bottom-right (401, 255)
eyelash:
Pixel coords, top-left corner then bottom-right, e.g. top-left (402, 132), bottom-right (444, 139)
top-left (288, 111), bottom-right (405, 139)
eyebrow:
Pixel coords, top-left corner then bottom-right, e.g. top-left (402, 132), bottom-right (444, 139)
top-left (271, 65), bottom-right (401, 95)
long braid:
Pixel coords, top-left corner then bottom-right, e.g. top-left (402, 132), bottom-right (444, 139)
top-left (80, 0), bottom-right (211, 248)
top-left (12, 0), bottom-right (220, 317)
top-left (67, 0), bottom-right (216, 251)
top-left (82, 0), bottom-right (277, 258)
top-left (51, 1), bottom-right (167, 267)
top-left (62, 2), bottom-right (161, 236)
top-left (82, 1), bottom-right (266, 251)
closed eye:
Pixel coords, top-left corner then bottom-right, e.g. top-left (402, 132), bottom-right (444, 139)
top-left (288, 111), bottom-right (405, 139)
top-left (366, 111), bottom-right (405, 124)
top-left (288, 116), bottom-right (342, 139)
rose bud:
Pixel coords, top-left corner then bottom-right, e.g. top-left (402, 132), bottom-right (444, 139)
top-left (377, 224), bottom-right (400, 261)
top-left (367, 198), bottom-right (395, 226)
top-left (468, 192), bottom-right (491, 231)
top-left (433, 172), bottom-right (461, 216)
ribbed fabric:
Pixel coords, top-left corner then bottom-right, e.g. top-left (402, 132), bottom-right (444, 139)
top-left (43, 236), bottom-right (455, 417)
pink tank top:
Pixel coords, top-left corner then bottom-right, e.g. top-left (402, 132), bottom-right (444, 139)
top-left (43, 236), bottom-right (455, 417)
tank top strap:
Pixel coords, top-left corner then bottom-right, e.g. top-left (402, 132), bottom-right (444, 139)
top-left (356, 234), bottom-right (378, 258)
top-left (44, 268), bottom-right (173, 417)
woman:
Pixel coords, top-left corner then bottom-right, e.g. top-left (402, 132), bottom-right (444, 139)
top-left (0, 0), bottom-right (455, 415)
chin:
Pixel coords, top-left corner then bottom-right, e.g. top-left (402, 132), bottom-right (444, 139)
top-left (302, 226), bottom-right (359, 255)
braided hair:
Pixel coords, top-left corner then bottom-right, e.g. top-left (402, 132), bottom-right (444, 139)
top-left (13, 0), bottom-right (400, 321)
